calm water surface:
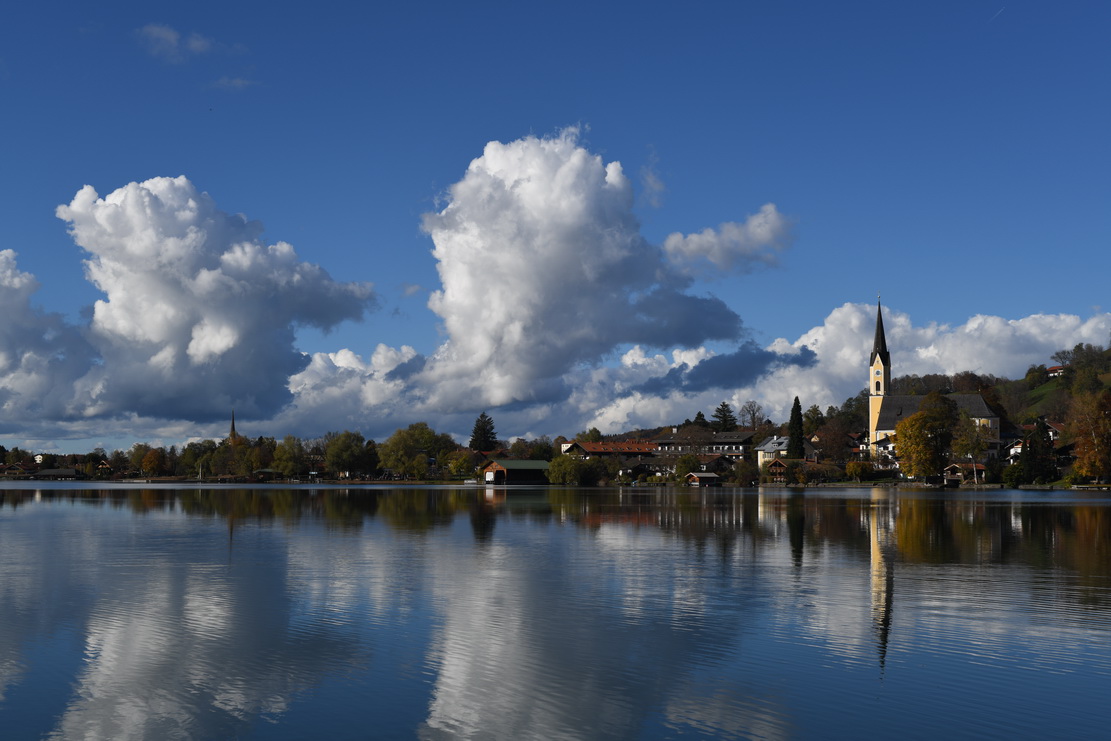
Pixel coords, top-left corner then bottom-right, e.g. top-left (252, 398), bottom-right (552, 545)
top-left (0, 484), bottom-right (1109, 740)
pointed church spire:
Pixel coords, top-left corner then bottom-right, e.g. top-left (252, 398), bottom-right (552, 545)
top-left (230, 410), bottom-right (238, 440)
top-left (868, 298), bottom-right (893, 445)
top-left (870, 299), bottom-right (890, 367)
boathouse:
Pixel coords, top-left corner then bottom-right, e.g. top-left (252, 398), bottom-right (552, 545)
top-left (481, 459), bottom-right (550, 485)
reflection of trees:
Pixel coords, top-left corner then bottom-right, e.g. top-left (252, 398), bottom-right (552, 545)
top-left (469, 502), bottom-right (497, 542)
top-left (376, 489), bottom-right (466, 533)
top-left (1019, 504), bottom-right (1109, 604)
top-left (6, 488), bottom-right (1109, 596)
top-left (541, 489), bottom-right (1111, 611)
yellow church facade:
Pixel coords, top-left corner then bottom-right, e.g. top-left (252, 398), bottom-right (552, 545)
top-left (867, 302), bottom-right (1000, 456)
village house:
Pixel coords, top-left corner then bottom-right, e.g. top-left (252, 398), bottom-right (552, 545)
top-left (654, 428), bottom-right (758, 460)
top-left (754, 436), bottom-right (817, 468)
top-left (765, 458), bottom-right (790, 484)
top-left (1019, 420), bottom-right (1065, 442)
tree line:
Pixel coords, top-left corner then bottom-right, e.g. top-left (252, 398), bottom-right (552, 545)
top-left (4, 341), bottom-right (1108, 485)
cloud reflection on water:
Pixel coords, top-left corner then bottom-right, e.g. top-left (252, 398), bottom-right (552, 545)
top-left (0, 486), bottom-right (1107, 739)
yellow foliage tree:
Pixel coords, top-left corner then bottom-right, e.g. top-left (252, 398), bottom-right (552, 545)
top-left (1069, 390), bottom-right (1111, 481)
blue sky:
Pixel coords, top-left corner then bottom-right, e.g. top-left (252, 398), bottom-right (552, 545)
top-left (2, 1), bottom-right (1110, 453)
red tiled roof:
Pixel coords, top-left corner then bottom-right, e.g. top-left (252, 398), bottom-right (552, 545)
top-left (572, 441), bottom-right (659, 454)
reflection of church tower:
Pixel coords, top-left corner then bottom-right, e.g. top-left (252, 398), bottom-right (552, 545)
top-left (869, 492), bottom-right (895, 670)
top-left (868, 300), bottom-right (892, 447)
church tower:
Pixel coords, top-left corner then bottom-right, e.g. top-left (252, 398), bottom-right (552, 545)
top-left (229, 410), bottom-right (240, 443)
top-left (868, 300), bottom-right (891, 446)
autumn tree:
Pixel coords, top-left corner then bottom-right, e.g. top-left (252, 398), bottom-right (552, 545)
top-left (895, 413), bottom-right (938, 479)
top-left (469, 412), bottom-right (498, 451)
top-left (128, 443), bottom-right (152, 473)
top-left (951, 371), bottom-right (984, 393)
top-left (673, 424), bottom-right (714, 454)
top-left (894, 392), bottom-right (958, 478)
top-left (845, 460), bottom-right (874, 482)
top-left (140, 448), bottom-right (166, 476)
top-left (812, 416), bottom-right (855, 463)
top-left (1068, 390), bottom-right (1111, 482)
top-left (711, 401), bottom-right (738, 432)
top-left (740, 400), bottom-right (764, 429)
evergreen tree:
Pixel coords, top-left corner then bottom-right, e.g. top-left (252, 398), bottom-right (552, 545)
top-left (469, 412), bottom-right (498, 451)
top-left (692, 411), bottom-right (709, 427)
top-left (711, 401), bottom-right (738, 432)
top-left (787, 397), bottom-right (805, 459)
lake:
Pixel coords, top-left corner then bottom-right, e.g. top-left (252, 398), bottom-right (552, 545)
top-left (0, 483), bottom-right (1109, 739)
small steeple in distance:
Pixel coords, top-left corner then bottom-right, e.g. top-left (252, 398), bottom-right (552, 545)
top-left (229, 410), bottom-right (239, 441)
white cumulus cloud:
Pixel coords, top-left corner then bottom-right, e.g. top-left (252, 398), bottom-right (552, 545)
top-left (55, 176), bottom-right (375, 423)
top-left (0, 250), bottom-right (96, 429)
top-left (416, 128), bottom-right (773, 411)
top-left (663, 203), bottom-right (791, 276)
